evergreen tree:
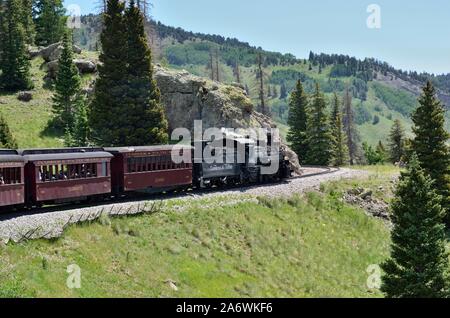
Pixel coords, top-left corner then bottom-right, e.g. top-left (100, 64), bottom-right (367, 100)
top-left (287, 80), bottom-right (309, 164)
top-left (20, 0), bottom-right (34, 44)
top-left (90, 0), bottom-right (128, 145)
top-left (244, 84), bottom-right (250, 96)
top-left (376, 140), bottom-right (388, 163)
top-left (122, 0), bottom-right (168, 145)
top-left (90, 0), bottom-right (168, 146)
top-left (33, 0), bottom-right (66, 46)
top-left (72, 100), bottom-right (90, 147)
top-left (411, 81), bottom-right (450, 225)
top-left (63, 125), bottom-right (74, 147)
top-left (305, 83), bottom-right (333, 165)
top-left (272, 86), bottom-right (278, 99)
top-left (381, 155), bottom-right (449, 298)
top-left (0, 0), bottom-right (5, 63)
top-left (279, 82), bottom-right (287, 100)
top-left (388, 119), bottom-right (406, 163)
top-left (0, 0), bottom-right (32, 91)
top-left (330, 93), bottom-right (348, 166)
top-left (52, 30), bottom-right (81, 131)
top-left (0, 113), bottom-right (18, 148)
top-left (342, 87), bottom-right (360, 165)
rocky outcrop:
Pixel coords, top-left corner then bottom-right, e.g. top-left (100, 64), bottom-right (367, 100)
top-left (46, 59), bottom-right (97, 79)
top-left (30, 43), bottom-right (97, 80)
top-left (343, 187), bottom-right (390, 220)
top-left (74, 59), bottom-right (97, 73)
top-left (37, 42), bottom-right (82, 62)
top-left (153, 65), bottom-right (301, 173)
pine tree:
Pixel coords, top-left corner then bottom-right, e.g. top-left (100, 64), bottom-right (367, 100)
top-left (411, 81), bottom-right (450, 225)
top-left (63, 125), bottom-right (74, 147)
top-left (90, 0), bottom-right (168, 146)
top-left (122, 0), bottom-right (168, 145)
top-left (0, 0), bottom-right (32, 91)
top-left (287, 80), bottom-right (309, 164)
top-left (381, 155), bottom-right (449, 298)
top-left (72, 99), bottom-right (90, 147)
top-left (33, 0), bottom-right (67, 46)
top-left (388, 119), bottom-right (406, 163)
top-left (272, 86), bottom-right (278, 99)
top-left (52, 30), bottom-right (82, 131)
top-left (305, 83), bottom-right (333, 165)
top-left (330, 93), bottom-right (348, 166)
top-left (90, 0), bottom-right (128, 146)
top-left (342, 87), bottom-right (360, 165)
top-left (244, 84), bottom-right (250, 96)
top-left (279, 82), bottom-right (287, 100)
top-left (376, 140), bottom-right (388, 163)
top-left (0, 113), bottom-right (18, 148)
top-left (0, 0), bottom-right (5, 63)
top-left (20, 0), bottom-right (34, 44)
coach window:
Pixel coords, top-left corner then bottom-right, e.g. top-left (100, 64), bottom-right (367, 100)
top-left (101, 162), bottom-right (108, 177)
top-left (138, 158), bottom-right (143, 172)
top-left (0, 167), bottom-right (21, 185)
top-left (127, 158), bottom-right (136, 173)
top-left (160, 156), bottom-right (164, 170)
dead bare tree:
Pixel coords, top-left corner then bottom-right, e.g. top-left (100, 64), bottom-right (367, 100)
top-left (256, 52), bottom-right (267, 115)
top-left (207, 50), bottom-right (215, 81)
top-left (215, 48), bottom-right (220, 82)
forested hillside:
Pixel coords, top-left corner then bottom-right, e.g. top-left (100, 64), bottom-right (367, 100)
top-left (73, 15), bottom-right (450, 146)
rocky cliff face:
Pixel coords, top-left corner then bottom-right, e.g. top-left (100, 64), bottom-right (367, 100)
top-left (154, 65), bottom-right (271, 132)
top-left (154, 65), bottom-right (301, 173)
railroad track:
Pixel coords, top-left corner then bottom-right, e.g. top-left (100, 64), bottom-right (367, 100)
top-left (298, 166), bottom-right (340, 179)
top-left (0, 166), bottom-right (339, 222)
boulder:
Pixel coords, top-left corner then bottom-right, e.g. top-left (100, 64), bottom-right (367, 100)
top-left (74, 59), bottom-right (97, 74)
top-left (17, 91), bottom-right (33, 102)
top-left (39, 42), bottom-right (83, 62)
top-left (45, 59), bottom-right (97, 79)
top-left (360, 190), bottom-right (373, 201)
top-left (27, 45), bottom-right (42, 58)
top-left (46, 60), bottom-right (59, 78)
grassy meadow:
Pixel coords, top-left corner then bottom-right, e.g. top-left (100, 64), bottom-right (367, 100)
top-left (0, 170), bottom-right (400, 298)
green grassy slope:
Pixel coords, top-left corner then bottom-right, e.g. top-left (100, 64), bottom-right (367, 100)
top-left (0, 53), bottom-right (96, 149)
top-left (0, 57), bottom-right (63, 148)
top-left (0, 185), bottom-right (391, 298)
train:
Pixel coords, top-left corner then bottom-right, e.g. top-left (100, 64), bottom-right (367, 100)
top-left (0, 135), bottom-right (292, 211)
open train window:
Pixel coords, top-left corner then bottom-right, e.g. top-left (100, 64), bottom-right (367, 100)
top-left (38, 163), bottom-right (103, 182)
top-left (0, 167), bottom-right (21, 185)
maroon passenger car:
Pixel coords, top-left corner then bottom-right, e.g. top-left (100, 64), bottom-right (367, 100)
top-left (106, 146), bottom-right (192, 194)
top-left (0, 150), bottom-right (25, 208)
top-left (22, 150), bottom-right (113, 205)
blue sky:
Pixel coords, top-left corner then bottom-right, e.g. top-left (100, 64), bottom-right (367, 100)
top-left (64, 0), bottom-right (450, 74)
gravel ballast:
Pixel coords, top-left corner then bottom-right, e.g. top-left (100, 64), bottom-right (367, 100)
top-left (0, 168), bottom-right (367, 243)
